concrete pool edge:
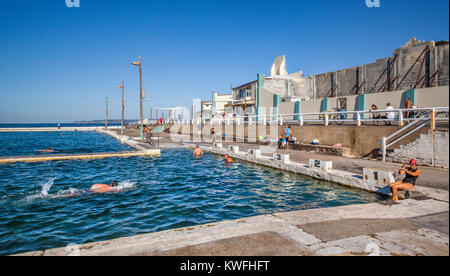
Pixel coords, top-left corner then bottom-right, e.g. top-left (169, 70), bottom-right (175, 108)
top-left (0, 128), bottom-right (161, 163)
top-left (186, 143), bottom-right (449, 202)
top-left (15, 199), bottom-right (449, 256)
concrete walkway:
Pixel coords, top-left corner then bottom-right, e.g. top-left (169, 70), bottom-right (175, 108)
top-left (18, 199), bottom-right (449, 256)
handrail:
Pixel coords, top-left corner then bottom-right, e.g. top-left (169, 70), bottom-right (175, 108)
top-left (386, 118), bottom-right (430, 148)
top-left (197, 106), bottom-right (448, 127)
top-left (164, 106), bottom-right (448, 127)
top-left (380, 110), bottom-right (435, 162)
top-left (384, 113), bottom-right (430, 141)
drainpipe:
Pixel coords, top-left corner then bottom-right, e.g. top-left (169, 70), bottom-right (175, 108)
top-left (256, 74), bottom-right (263, 122)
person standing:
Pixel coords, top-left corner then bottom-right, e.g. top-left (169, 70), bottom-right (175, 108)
top-left (389, 159), bottom-right (421, 201)
top-left (405, 98), bottom-right (414, 120)
top-left (283, 126), bottom-right (292, 149)
top-left (210, 126), bottom-right (216, 144)
top-left (144, 125), bottom-right (155, 148)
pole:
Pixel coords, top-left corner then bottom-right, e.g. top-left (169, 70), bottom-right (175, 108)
top-left (139, 56), bottom-right (144, 140)
top-left (121, 80), bottom-right (125, 135)
top-left (105, 97), bottom-right (108, 129)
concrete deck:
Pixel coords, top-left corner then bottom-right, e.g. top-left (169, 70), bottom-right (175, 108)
top-left (17, 199), bottom-right (449, 256)
top-left (0, 150), bottom-right (160, 164)
top-left (0, 126), bottom-right (120, 132)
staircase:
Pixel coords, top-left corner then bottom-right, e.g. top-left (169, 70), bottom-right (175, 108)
top-left (380, 113), bottom-right (431, 162)
top-left (386, 129), bottom-right (449, 168)
top-left (380, 111), bottom-right (449, 168)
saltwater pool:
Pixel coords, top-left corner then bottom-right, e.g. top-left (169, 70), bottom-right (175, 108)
top-left (0, 147), bottom-right (384, 255)
top-left (0, 131), bottom-right (131, 156)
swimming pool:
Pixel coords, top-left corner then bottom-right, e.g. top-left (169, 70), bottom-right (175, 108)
top-left (0, 131), bottom-right (131, 156)
top-left (0, 147), bottom-right (384, 255)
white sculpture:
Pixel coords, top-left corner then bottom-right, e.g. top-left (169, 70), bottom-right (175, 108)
top-left (270, 55), bottom-right (288, 76)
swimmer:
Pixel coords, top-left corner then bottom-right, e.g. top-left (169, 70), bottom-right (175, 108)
top-left (224, 154), bottom-right (233, 163)
top-left (52, 181), bottom-right (120, 199)
top-left (90, 181), bottom-right (119, 194)
top-left (193, 145), bottom-right (203, 157)
top-left (38, 148), bottom-right (55, 153)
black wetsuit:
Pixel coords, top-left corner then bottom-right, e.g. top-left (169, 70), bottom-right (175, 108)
top-left (403, 168), bottom-right (419, 186)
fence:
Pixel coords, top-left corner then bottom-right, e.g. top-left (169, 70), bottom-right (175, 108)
top-left (169, 107), bottom-right (448, 128)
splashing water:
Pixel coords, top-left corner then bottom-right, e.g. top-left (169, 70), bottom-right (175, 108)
top-left (111, 180), bottom-right (137, 192)
top-left (25, 178), bottom-right (55, 202)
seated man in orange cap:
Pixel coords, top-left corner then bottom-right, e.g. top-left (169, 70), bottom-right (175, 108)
top-left (389, 159), bottom-right (421, 201)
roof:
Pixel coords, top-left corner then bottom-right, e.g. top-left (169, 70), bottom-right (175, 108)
top-left (232, 80), bottom-right (257, 90)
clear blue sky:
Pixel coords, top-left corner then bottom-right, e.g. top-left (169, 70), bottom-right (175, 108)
top-left (0, 0), bottom-right (448, 123)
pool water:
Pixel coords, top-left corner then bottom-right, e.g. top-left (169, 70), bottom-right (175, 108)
top-left (0, 146), bottom-right (384, 255)
top-left (0, 131), bottom-right (131, 156)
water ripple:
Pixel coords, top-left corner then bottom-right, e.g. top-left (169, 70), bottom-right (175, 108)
top-left (0, 147), bottom-right (385, 255)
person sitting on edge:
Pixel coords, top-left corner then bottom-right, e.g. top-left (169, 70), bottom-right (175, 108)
top-left (389, 159), bottom-right (421, 201)
top-left (224, 154), bottom-right (233, 163)
top-left (90, 181), bottom-right (119, 194)
top-left (193, 145), bottom-right (203, 157)
top-left (383, 103), bottom-right (395, 126)
top-left (278, 135), bottom-right (284, 149)
top-left (370, 104), bottom-right (381, 125)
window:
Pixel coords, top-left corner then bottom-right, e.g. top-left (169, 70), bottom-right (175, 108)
top-left (239, 89), bottom-right (247, 99)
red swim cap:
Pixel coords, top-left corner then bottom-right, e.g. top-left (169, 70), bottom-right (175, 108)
top-left (410, 159), bottom-right (417, 165)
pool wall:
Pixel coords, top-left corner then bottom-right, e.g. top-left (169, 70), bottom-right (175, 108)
top-left (187, 144), bottom-right (449, 202)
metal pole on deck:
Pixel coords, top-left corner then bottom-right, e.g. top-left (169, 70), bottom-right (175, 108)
top-left (131, 56), bottom-right (144, 140)
top-left (116, 81), bottom-right (125, 135)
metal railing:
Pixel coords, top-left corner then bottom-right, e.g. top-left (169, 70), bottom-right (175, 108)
top-left (380, 114), bottom-right (431, 162)
top-left (163, 107), bottom-right (448, 129)
top-left (178, 107), bottom-right (448, 127)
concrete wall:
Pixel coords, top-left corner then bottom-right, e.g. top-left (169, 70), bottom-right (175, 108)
top-left (336, 67), bottom-right (361, 97)
top-left (288, 86), bottom-right (449, 115)
top-left (278, 125), bottom-right (430, 157)
top-left (256, 38), bottom-right (448, 113)
top-left (314, 72), bottom-right (333, 98)
top-left (415, 86), bottom-right (449, 108)
top-left (363, 58), bottom-right (390, 93)
top-left (437, 43), bottom-right (449, 87)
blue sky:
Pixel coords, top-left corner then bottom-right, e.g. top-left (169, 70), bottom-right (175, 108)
top-left (0, 0), bottom-right (448, 123)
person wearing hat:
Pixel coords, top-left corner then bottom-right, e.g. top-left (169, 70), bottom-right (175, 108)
top-left (224, 154), bottom-right (233, 163)
top-left (389, 159), bottom-right (421, 201)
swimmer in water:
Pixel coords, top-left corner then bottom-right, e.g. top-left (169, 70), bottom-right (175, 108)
top-left (38, 148), bottom-right (55, 153)
top-left (52, 181), bottom-right (119, 198)
top-left (193, 145), bottom-right (203, 158)
top-left (90, 181), bottom-right (119, 193)
top-left (224, 154), bottom-right (233, 163)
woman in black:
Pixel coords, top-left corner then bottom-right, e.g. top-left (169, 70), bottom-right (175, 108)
top-left (210, 127), bottom-right (216, 144)
top-left (389, 159), bottom-right (421, 201)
